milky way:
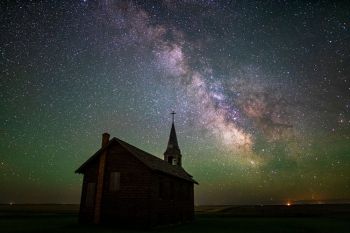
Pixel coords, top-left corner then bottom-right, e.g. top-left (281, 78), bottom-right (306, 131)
top-left (0, 0), bottom-right (349, 204)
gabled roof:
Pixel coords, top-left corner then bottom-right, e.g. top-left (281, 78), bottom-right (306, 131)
top-left (75, 137), bottom-right (198, 184)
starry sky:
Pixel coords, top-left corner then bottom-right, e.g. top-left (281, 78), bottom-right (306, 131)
top-left (1, 0), bottom-right (349, 205)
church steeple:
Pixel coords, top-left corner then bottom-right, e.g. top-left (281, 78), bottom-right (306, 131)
top-left (164, 111), bottom-right (182, 166)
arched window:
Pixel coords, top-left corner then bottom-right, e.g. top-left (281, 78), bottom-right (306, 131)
top-left (85, 182), bottom-right (96, 207)
top-left (159, 179), bottom-right (165, 199)
top-left (109, 172), bottom-right (120, 191)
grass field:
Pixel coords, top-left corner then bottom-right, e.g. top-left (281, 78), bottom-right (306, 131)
top-left (0, 204), bottom-right (349, 233)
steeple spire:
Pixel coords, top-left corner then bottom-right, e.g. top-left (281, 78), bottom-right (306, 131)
top-left (164, 111), bottom-right (182, 166)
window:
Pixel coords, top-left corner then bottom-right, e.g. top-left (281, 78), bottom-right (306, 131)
top-left (169, 181), bottom-right (174, 200)
top-left (109, 172), bottom-right (120, 191)
top-left (85, 182), bottom-right (96, 207)
top-left (187, 185), bottom-right (192, 198)
top-left (181, 183), bottom-right (188, 200)
top-left (159, 180), bottom-right (165, 199)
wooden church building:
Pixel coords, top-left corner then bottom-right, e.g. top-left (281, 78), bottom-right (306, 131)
top-left (75, 114), bottom-right (197, 226)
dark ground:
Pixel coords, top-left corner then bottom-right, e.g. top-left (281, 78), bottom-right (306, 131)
top-left (0, 204), bottom-right (349, 233)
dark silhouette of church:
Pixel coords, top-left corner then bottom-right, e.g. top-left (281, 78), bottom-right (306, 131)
top-left (75, 112), bottom-right (197, 226)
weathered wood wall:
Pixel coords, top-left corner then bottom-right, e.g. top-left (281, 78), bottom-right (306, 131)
top-left (100, 145), bottom-right (152, 225)
top-left (79, 158), bottom-right (99, 223)
top-left (78, 142), bottom-right (194, 227)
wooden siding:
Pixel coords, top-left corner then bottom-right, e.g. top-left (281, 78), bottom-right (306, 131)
top-left (78, 142), bottom-right (195, 227)
top-left (79, 159), bottom-right (99, 223)
top-left (149, 172), bottom-right (194, 225)
top-left (100, 144), bottom-right (153, 225)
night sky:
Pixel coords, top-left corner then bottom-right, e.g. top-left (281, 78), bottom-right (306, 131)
top-left (1, 0), bottom-right (349, 205)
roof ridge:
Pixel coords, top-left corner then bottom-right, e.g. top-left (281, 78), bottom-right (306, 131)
top-left (114, 138), bottom-right (197, 183)
top-left (114, 137), bottom-right (187, 169)
top-left (76, 136), bottom-right (197, 184)
top-left (114, 137), bottom-right (164, 162)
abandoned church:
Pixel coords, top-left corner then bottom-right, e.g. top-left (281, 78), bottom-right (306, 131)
top-left (75, 114), bottom-right (198, 226)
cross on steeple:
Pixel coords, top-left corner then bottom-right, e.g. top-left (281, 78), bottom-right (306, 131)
top-left (171, 111), bottom-right (176, 124)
